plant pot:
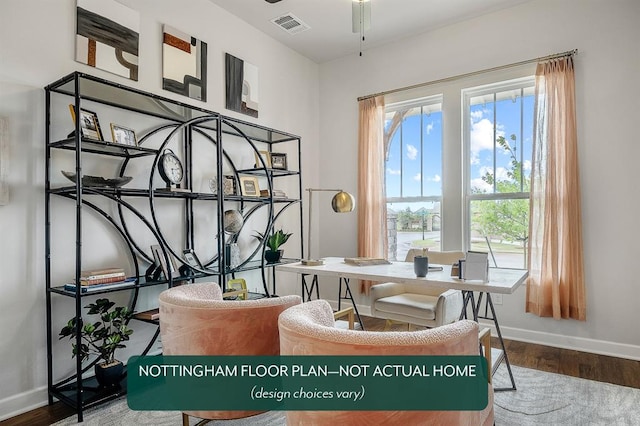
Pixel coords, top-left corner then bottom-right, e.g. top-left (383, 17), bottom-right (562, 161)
top-left (264, 249), bottom-right (283, 264)
top-left (95, 360), bottom-right (124, 388)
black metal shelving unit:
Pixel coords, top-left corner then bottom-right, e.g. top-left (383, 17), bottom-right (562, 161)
top-left (44, 72), bottom-right (303, 421)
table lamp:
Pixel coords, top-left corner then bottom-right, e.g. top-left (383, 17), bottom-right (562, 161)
top-left (302, 188), bottom-right (355, 266)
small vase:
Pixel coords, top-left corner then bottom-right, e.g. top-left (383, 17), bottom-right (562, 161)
top-left (414, 256), bottom-right (429, 277)
top-left (264, 249), bottom-right (283, 264)
top-left (95, 360), bottom-right (124, 388)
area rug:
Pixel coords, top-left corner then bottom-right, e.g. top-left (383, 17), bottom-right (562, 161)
top-left (53, 365), bottom-right (640, 425)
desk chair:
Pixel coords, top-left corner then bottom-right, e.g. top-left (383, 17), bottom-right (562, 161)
top-left (279, 299), bottom-right (494, 426)
top-left (370, 250), bottom-right (464, 329)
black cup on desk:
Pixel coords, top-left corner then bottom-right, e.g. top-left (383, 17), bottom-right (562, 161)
top-left (414, 256), bottom-right (429, 277)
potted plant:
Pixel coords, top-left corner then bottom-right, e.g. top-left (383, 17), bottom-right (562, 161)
top-left (254, 229), bottom-right (292, 263)
top-left (59, 298), bottom-right (134, 388)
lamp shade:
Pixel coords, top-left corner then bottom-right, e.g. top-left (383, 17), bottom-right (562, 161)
top-left (331, 191), bottom-right (355, 213)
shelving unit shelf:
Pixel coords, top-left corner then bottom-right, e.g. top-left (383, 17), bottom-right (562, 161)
top-left (44, 72), bottom-right (303, 421)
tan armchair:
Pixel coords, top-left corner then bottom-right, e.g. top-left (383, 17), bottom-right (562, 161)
top-left (370, 250), bottom-right (464, 329)
top-left (278, 299), bottom-right (494, 426)
top-left (158, 282), bottom-right (301, 424)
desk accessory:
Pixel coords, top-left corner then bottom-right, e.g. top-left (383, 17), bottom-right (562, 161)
top-left (301, 188), bottom-right (355, 266)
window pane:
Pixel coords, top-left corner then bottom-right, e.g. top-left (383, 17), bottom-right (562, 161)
top-left (385, 96), bottom-right (443, 261)
top-left (385, 116), bottom-right (402, 198)
top-left (422, 110), bottom-right (442, 196)
top-left (469, 198), bottom-right (529, 269)
top-left (469, 96), bottom-right (495, 194)
top-left (387, 202), bottom-right (441, 261)
top-left (401, 107), bottom-right (422, 197)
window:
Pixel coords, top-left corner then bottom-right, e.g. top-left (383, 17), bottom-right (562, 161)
top-left (385, 96), bottom-right (443, 261)
top-left (463, 78), bottom-right (534, 269)
top-left (382, 74), bottom-right (535, 269)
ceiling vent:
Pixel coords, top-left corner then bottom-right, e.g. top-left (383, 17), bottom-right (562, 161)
top-left (270, 13), bottom-right (310, 35)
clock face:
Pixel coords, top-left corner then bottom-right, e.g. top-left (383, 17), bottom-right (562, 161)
top-left (159, 150), bottom-right (183, 185)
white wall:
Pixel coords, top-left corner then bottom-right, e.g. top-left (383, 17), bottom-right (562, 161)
top-left (318, 0), bottom-right (640, 358)
top-left (0, 0), bottom-right (319, 419)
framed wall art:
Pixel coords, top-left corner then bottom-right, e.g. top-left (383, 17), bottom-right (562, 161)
top-left (162, 25), bottom-right (207, 101)
top-left (225, 53), bottom-right (259, 118)
top-left (75, 0), bottom-right (140, 81)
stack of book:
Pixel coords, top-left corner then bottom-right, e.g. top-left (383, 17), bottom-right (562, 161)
top-left (64, 267), bottom-right (135, 293)
top-left (260, 189), bottom-right (287, 198)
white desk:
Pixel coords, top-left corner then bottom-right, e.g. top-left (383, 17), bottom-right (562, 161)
top-left (277, 257), bottom-right (528, 391)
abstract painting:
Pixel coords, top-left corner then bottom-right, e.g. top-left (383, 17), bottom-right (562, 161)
top-left (75, 0), bottom-right (139, 81)
top-left (225, 53), bottom-right (259, 118)
top-left (162, 25), bottom-right (207, 102)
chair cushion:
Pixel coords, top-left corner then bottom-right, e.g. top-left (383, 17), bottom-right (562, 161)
top-left (374, 293), bottom-right (438, 320)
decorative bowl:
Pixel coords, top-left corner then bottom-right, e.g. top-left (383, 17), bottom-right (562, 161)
top-left (61, 171), bottom-right (133, 188)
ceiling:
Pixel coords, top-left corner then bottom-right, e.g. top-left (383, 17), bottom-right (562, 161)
top-left (207, 0), bottom-right (531, 63)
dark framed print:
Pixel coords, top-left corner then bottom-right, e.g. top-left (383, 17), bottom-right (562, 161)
top-left (239, 176), bottom-right (260, 196)
top-left (182, 249), bottom-right (204, 269)
top-left (110, 123), bottom-right (138, 146)
top-left (254, 150), bottom-right (271, 168)
top-left (69, 105), bottom-right (103, 140)
top-left (151, 244), bottom-right (177, 279)
top-left (270, 153), bottom-right (288, 170)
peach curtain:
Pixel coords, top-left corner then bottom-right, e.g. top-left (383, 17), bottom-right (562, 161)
top-left (526, 57), bottom-right (586, 320)
top-left (357, 95), bottom-right (387, 294)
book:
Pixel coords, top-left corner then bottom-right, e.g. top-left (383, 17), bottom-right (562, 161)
top-left (78, 274), bottom-right (127, 286)
top-left (64, 278), bottom-right (136, 293)
top-left (80, 267), bottom-right (124, 278)
top-left (134, 308), bottom-right (160, 321)
top-left (343, 257), bottom-right (391, 266)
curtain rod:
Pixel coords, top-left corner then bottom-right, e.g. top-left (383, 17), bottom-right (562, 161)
top-left (357, 49), bottom-right (578, 102)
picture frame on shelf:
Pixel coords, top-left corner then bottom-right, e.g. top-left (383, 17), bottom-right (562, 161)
top-left (68, 105), bottom-right (103, 141)
top-left (254, 150), bottom-right (271, 168)
top-left (150, 244), bottom-right (177, 279)
top-left (225, 278), bottom-right (247, 300)
top-left (223, 175), bottom-right (236, 195)
top-left (182, 248), bottom-right (204, 270)
top-left (110, 123), bottom-right (138, 146)
top-left (239, 176), bottom-right (260, 196)
top-left (270, 153), bottom-right (288, 170)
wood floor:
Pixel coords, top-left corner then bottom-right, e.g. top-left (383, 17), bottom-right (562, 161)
top-left (3, 316), bottom-right (639, 426)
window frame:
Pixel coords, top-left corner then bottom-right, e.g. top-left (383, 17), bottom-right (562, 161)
top-left (385, 95), bottom-right (444, 253)
top-left (462, 76), bottom-right (535, 262)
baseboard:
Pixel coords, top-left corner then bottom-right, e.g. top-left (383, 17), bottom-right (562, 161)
top-left (0, 386), bottom-right (48, 422)
top-left (325, 298), bottom-right (640, 361)
top-left (478, 321), bottom-right (640, 361)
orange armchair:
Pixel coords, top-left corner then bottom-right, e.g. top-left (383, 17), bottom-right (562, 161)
top-left (278, 299), bottom-right (493, 426)
top-left (158, 282), bottom-right (301, 424)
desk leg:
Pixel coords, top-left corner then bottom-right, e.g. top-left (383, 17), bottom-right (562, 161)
top-left (301, 274), bottom-right (319, 302)
top-left (339, 278), bottom-right (365, 331)
top-left (475, 293), bottom-right (516, 392)
top-left (460, 290), bottom-right (478, 321)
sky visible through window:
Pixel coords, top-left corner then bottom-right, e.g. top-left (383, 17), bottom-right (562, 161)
top-left (385, 89), bottom-right (534, 210)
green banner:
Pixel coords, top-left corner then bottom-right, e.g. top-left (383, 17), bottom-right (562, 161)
top-left (127, 355), bottom-right (488, 411)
